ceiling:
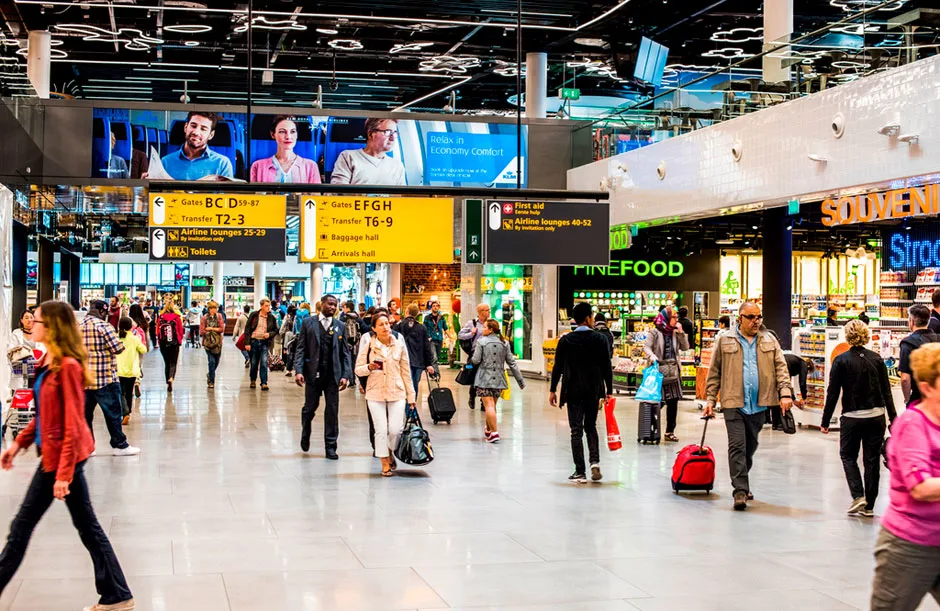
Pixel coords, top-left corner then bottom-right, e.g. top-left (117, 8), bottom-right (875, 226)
top-left (0, 0), bottom-right (936, 112)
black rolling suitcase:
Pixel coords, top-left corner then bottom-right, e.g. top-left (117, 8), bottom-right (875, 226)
top-left (427, 373), bottom-right (456, 424)
top-left (637, 401), bottom-right (661, 444)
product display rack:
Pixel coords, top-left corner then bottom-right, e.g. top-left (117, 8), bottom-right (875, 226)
top-left (792, 326), bottom-right (846, 430)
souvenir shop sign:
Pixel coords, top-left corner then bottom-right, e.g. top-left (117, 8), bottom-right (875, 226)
top-left (148, 193), bottom-right (287, 262)
top-left (821, 184), bottom-right (940, 227)
top-left (299, 196), bottom-right (454, 263)
top-left (485, 200), bottom-right (609, 265)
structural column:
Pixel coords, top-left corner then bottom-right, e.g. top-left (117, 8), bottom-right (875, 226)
top-left (388, 264), bottom-right (402, 305)
top-left (763, 0), bottom-right (793, 83)
top-left (525, 52), bottom-right (547, 119)
top-left (27, 30), bottom-right (51, 99)
top-left (212, 261), bottom-right (224, 305)
top-left (762, 207), bottom-right (792, 349)
top-left (310, 263), bottom-right (323, 305)
top-left (37, 238), bottom-right (55, 304)
top-left (253, 262), bottom-right (266, 307)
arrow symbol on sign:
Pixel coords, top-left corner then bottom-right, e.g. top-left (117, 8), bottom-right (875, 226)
top-left (468, 251), bottom-right (479, 261)
top-left (151, 228), bottom-right (166, 258)
top-left (305, 198), bottom-right (316, 210)
top-left (152, 195), bottom-right (166, 225)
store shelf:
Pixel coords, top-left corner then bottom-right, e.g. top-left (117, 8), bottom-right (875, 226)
top-left (915, 283), bottom-right (940, 287)
top-left (881, 300), bottom-right (913, 304)
top-left (881, 282), bottom-right (914, 287)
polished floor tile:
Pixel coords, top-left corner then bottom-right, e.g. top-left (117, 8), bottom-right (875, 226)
top-left (0, 346), bottom-right (928, 609)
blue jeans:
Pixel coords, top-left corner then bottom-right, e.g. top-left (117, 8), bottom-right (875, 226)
top-left (411, 366), bottom-right (424, 398)
top-left (249, 339), bottom-right (269, 385)
top-left (84, 383), bottom-right (128, 449)
top-left (206, 349), bottom-right (221, 384)
top-left (240, 349), bottom-right (250, 362)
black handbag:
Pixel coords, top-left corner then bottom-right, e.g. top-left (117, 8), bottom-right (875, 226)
top-left (781, 408), bottom-right (797, 435)
top-left (455, 364), bottom-right (477, 386)
top-left (395, 406), bottom-right (434, 466)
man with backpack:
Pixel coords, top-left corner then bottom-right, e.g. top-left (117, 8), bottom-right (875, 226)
top-left (397, 303), bottom-right (438, 399)
top-left (424, 300), bottom-right (449, 366)
top-left (458, 303), bottom-right (490, 410)
top-left (900, 304), bottom-right (939, 407)
top-left (340, 300), bottom-right (366, 352)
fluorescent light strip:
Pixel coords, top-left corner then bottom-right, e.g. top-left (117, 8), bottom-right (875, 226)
top-left (171, 89), bottom-right (270, 95)
top-left (348, 84), bottom-right (398, 89)
top-left (393, 75), bottom-right (471, 112)
top-left (84, 95), bottom-right (153, 100)
top-left (127, 76), bottom-right (194, 81)
top-left (132, 67), bottom-right (200, 73)
top-left (483, 9), bottom-right (573, 17)
top-left (84, 86), bottom-right (152, 91)
top-left (12, 0), bottom-right (629, 32)
top-left (283, 91), bottom-right (373, 97)
top-left (90, 78), bottom-right (150, 83)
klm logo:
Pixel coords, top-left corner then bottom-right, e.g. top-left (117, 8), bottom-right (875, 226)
top-left (501, 170), bottom-right (517, 180)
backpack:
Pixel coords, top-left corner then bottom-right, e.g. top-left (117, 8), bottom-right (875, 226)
top-left (459, 321), bottom-right (477, 356)
top-left (345, 316), bottom-right (362, 349)
top-left (202, 314), bottom-right (222, 353)
top-left (159, 316), bottom-right (179, 347)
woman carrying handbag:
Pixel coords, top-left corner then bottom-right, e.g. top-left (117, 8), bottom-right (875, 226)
top-left (644, 306), bottom-right (690, 443)
top-left (355, 312), bottom-right (416, 477)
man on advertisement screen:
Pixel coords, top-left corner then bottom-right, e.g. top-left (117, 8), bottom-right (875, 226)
top-left (330, 118), bottom-right (405, 186)
top-left (158, 111), bottom-right (234, 180)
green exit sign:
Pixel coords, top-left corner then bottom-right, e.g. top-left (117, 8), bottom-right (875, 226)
top-left (788, 199), bottom-right (800, 215)
top-left (192, 278), bottom-right (208, 287)
top-left (558, 87), bottom-right (580, 100)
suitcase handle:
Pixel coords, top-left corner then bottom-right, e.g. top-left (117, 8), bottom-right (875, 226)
top-left (426, 370), bottom-right (441, 389)
top-left (699, 415), bottom-right (714, 452)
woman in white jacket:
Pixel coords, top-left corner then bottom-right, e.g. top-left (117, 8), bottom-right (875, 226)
top-left (355, 312), bottom-right (416, 476)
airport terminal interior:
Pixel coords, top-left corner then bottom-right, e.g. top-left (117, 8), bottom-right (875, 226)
top-left (0, 0), bottom-right (940, 609)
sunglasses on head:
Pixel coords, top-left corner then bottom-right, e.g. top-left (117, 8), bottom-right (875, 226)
top-left (740, 314), bottom-right (763, 321)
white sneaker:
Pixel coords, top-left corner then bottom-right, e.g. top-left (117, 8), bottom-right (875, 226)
top-left (88, 450), bottom-right (97, 458)
top-left (113, 446), bottom-right (141, 457)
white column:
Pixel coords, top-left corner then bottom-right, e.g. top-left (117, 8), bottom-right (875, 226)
top-left (253, 262), bottom-right (266, 307)
top-left (0, 187), bottom-right (13, 406)
top-left (27, 31), bottom-right (51, 99)
top-left (212, 261), bottom-right (224, 305)
top-left (525, 52), bottom-right (547, 119)
top-left (310, 263), bottom-right (323, 305)
top-left (389, 264), bottom-right (402, 305)
top-left (763, 0), bottom-right (793, 83)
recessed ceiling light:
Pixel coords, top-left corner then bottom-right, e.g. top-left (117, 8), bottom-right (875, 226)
top-left (328, 39), bottom-right (363, 50)
top-left (183, 40), bottom-right (199, 46)
top-left (316, 28), bottom-right (338, 35)
top-left (164, 24), bottom-right (212, 34)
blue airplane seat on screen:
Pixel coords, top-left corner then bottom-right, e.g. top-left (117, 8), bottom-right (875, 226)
top-left (132, 124), bottom-right (147, 152)
top-left (158, 130), bottom-right (168, 157)
top-left (146, 128), bottom-right (158, 154)
top-left (324, 116), bottom-right (367, 173)
top-left (92, 116), bottom-right (111, 178)
top-left (169, 120), bottom-right (186, 148)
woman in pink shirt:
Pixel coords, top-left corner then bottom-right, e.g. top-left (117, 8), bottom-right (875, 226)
top-left (249, 116), bottom-right (322, 184)
top-left (872, 342), bottom-right (940, 611)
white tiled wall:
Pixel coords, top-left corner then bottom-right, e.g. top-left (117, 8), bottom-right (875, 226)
top-left (568, 55), bottom-right (940, 226)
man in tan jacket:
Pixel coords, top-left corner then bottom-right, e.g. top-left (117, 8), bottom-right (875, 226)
top-left (704, 302), bottom-right (793, 511)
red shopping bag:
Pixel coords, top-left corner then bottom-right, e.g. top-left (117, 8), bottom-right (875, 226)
top-left (604, 397), bottom-right (622, 451)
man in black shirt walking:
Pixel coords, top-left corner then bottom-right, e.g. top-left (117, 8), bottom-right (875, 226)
top-left (550, 302), bottom-right (614, 484)
top-left (900, 304), bottom-right (939, 407)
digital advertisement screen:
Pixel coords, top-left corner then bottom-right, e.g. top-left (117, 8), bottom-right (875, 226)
top-left (92, 108), bottom-right (527, 187)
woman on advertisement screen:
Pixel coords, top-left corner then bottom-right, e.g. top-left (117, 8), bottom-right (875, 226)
top-left (250, 116), bottom-right (322, 184)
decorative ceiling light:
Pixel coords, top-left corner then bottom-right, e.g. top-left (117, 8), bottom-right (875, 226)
top-left (419, 55), bottom-right (480, 74)
top-left (183, 41), bottom-right (200, 46)
top-left (830, 0), bottom-right (907, 11)
top-left (163, 24), bottom-right (213, 34)
top-left (831, 23), bottom-right (880, 35)
top-left (666, 62), bottom-right (722, 72)
top-left (832, 60), bottom-right (870, 69)
top-left (53, 24), bottom-right (164, 50)
top-left (234, 17), bottom-right (307, 33)
top-left (392, 23), bottom-right (460, 33)
top-left (328, 39), bottom-right (363, 50)
top-left (492, 60), bottom-right (524, 77)
top-left (16, 46), bottom-right (67, 59)
top-left (710, 27), bottom-right (763, 43)
top-left (573, 37), bottom-right (608, 48)
top-left (389, 42), bottom-right (433, 54)
top-left (702, 47), bottom-right (755, 60)
top-left (316, 28), bottom-right (339, 35)
top-left (565, 58), bottom-right (621, 80)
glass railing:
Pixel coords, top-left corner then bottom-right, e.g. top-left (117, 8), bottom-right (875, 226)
top-left (583, 0), bottom-right (939, 159)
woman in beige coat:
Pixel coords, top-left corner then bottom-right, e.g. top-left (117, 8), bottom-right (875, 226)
top-left (355, 312), bottom-right (416, 476)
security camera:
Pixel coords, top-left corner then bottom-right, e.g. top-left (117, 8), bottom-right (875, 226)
top-left (831, 113), bottom-right (845, 139)
top-left (180, 94), bottom-right (191, 103)
top-left (329, 80), bottom-right (339, 92)
top-left (732, 140), bottom-right (743, 162)
top-left (656, 161), bottom-right (667, 180)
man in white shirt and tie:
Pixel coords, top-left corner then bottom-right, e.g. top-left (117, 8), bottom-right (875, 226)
top-left (293, 295), bottom-right (353, 458)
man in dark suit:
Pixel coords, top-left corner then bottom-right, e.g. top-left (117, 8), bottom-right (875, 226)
top-left (293, 294), bottom-right (353, 459)
top-left (549, 302), bottom-right (614, 484)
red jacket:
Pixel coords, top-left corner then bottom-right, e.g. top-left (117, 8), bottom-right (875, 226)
top-left (16, 357), bottom-right (95, 483)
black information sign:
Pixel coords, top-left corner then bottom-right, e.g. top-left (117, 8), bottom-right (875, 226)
top-left (150, 227), bottom-right (286, 262)
top-left (484, 200), bottom-right (610, 265)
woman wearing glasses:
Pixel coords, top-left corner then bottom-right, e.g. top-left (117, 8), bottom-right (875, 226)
top-left (644, 306), bottom-right (690, 442)
top-left (0, 301), bottom-right (134, 611)
top-left (250, 115), bottom-right (322, 184)
top-left (330, 118), bottom-right (406, 186)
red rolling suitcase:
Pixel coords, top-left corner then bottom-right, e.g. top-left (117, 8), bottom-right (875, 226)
top-left (671, 416), bottom-right (716, 494)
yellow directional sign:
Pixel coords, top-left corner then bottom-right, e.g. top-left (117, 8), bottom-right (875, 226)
top-left (299, 196), bottom-right (454, 263)
top-left (149, 193), bottom-right (286, 228)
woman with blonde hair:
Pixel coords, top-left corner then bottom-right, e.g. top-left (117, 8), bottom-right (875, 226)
top-left (871, 342), bottom-right (940, 610)
top-left (200, 300), bottom-right (224, 389)
top-left (822, 319), bottom-right (896, 517)
top-left (0, 301), bottom-right (134, 610)
top-left (157, 300), bottom-right (184, 392)
top-left (355, 311), bottom-right (415, 476)
top-left (470, 319), bottom-right (525, 443)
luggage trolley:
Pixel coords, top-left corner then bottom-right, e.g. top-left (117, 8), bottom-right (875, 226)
top-left (4, 358), bottom-right (37, 442)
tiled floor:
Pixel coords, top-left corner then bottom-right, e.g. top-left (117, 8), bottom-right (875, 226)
top-left (0, 346), bottom-right (936, 610)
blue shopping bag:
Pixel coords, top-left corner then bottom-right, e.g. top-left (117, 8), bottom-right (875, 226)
top-left (635, 366), bottom-right (663, 403)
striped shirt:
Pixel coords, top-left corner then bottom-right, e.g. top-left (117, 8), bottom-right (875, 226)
top-left (80, 315), bottom-right (125, 389)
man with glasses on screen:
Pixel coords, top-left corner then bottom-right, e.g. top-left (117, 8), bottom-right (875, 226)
top-left (158, 111), bottom-right (233, 181)
top-left (330, 118), bottom-right (405, 186)
top-left (704, 302), bottom-right (792, 511)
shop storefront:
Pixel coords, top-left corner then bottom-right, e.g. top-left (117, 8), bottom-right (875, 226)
top-left (79, 262), bottom-right (188, 306)
top-left (558, 247), bottom-right (720, 394)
